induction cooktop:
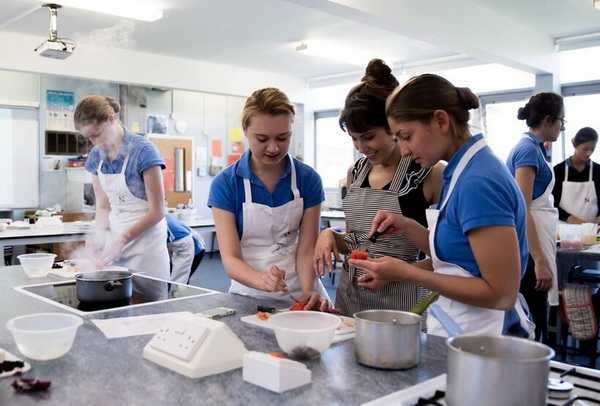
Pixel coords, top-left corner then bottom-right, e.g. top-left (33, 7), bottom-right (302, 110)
top-left (14, 274), bottom-right (219, 316)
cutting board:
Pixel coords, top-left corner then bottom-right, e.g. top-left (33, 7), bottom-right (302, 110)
top-left (241, 311), bottom-right (356, 344)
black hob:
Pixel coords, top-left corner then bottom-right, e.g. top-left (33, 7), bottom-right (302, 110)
top-left (15, 274), bottom-right (216, 315)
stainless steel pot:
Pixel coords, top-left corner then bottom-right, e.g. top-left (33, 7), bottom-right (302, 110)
top-left (446, 335), bottom-right (555, 406)
top-left (353, 310), bottom-right (421, 369)
top-left (76, 270), bottom-right (133, 303)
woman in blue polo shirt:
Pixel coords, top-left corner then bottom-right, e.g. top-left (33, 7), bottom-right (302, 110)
top-left (208, 88), bottom-right (329, 309)
top-left (507, 92), bottom-right (564, 342)
top-left (349, 74), bottom-right (531, 337)
top-left (78, 95), bottom-right (170, 288)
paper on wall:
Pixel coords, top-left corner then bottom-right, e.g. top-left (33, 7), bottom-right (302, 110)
top-left (91, 312), bottom-right (193, 339)
top-left (228, 128), bottom-right (243, 143)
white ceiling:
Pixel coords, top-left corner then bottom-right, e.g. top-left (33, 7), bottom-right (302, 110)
top-left (1, 0), bottom-right (600, 80)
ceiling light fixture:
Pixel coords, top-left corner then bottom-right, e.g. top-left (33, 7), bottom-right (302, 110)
top-left (594, 0), bottom-right (600, 10)
top-left (51, 0), bottom-right (164, 22)
top-left (295, 40), bottom-right (394, 67)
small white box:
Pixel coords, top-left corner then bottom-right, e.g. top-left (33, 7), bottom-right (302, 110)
top-left (243, 351), bottom-right (311, 393)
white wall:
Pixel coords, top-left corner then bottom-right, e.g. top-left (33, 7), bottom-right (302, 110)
top-left (0, 70), bottom-right (40, 107)
top-left (0, 30), bottom-right (308, 103)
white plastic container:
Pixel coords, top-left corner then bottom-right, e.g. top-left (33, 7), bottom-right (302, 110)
top-left (17, 253), bottom-right (57, 278)
top-left (6, 313), bottom-right (83, 361)
top-left (268, 311), bottom-right (340, 357)
top-left (243, 351), bottom-right (311, 393)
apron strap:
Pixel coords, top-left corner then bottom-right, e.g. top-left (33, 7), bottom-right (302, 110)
top-left (121, 154), bottom-right (130, 175)
top-left (439, 138), bottom-right (487, 211)
top-left (565, 161), bottom-right (569, 181)
top-left (388, 156), bottom-right (411, 192)
top-left (288, 154), bottom-right (300, 199)
top-left (243, 178), bottom-right (252, 204)
top-left (352, 158), bottom-right (371, 188)
top-left (590, 161), bottom-right (593, 182)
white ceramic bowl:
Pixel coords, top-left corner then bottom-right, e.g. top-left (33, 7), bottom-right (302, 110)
top-left (269, 311), bottom-right (341, 356)
top-left (6, 313), bottom-right (83, 361)
top-left (17, 253), bottom-right (57, 278)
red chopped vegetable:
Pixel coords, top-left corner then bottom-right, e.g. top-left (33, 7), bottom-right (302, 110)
top-left (269, 352), bottom-right (285, 358)
top-left (350, 250), bottom-right (368, 260)
top-left (256, 311), bottom-right (270, 321)
top-left (289, 301), bottom-right (306, 311)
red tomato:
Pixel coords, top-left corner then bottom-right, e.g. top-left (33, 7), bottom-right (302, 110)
top-left (350, 250), bottom-right (368, 260)
top-left (289, 302), bottom-right (307, 311)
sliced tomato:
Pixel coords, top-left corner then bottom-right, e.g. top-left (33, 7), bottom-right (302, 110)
top-left (289, 302), bottom-right (307, 311)
top-left (350, 250), bottom-right (368, 260)
top-left (256, 311), bottom-right (270, 320)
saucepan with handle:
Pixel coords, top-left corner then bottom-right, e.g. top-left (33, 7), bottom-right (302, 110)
top-left (430, 303), bottom-right (555, 406)
top-left (75, 268), bottom-right (132, 303)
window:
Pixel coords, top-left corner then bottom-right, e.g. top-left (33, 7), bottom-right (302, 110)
top-left (483, 99), bottom-right (529, 162)
top-left (563, 93), bottom-right (600, 162)
top-left (560, 46), bottom-right (600, 84)
top-left (314, 111), bottom-right (355, 190)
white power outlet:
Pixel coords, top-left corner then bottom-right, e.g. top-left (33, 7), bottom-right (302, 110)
top-left (148, 322), bottom-right (208, 362)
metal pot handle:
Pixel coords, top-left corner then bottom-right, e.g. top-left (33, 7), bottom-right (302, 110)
top-left (429, 303), bottom-right (463, 337)
top-left (104, 280), bottom-right (123, 291)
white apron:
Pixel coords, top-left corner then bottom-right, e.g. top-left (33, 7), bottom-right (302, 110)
top-left (231, 155), bottom-right (328, 300)
top-left (97, 155), bottom-right (170, 300)
top-left (559, 161), bottom-right (598, 223)
top-left (528, 138), bottom-right (559, 306)
top-left (426, 138), bottom-right (513, 336)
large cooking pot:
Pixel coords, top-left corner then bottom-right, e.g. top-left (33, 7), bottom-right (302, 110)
top-left (76, 270), bottom-right (133, 303)
top-left (354, 310), bottom-right (421, 369)
top-left (446, 335), bottom-right (555, 406)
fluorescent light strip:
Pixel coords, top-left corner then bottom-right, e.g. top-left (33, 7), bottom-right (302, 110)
top-left (53, 0), bottom-right (164, 22)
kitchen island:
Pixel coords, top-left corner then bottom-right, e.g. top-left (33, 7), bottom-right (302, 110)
top-left (0, 266), bottom-right (447, 406)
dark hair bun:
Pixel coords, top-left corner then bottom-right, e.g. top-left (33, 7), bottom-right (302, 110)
top-left (456, 87), bottom-right (479, 110)
top-left (105, 96), bottom-right (121, 114)
top-left (517, 105), bottom-right (529, 120)
top-left (362, 59), bottom-right (399, 90)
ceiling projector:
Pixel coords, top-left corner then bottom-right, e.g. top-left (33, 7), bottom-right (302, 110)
top-left (34, 4), bottom-right (76, 59)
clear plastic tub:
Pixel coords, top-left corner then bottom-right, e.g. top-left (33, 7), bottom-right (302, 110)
top-left (6, 313), bottom-right (83, 361)
top-left (269, 311), bottom-right (340, 358)
top-left (17, 253), bottom-right (57, 278)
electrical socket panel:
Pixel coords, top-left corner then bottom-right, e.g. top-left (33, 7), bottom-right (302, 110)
top-left (148, 323), bottom-right (209, 362)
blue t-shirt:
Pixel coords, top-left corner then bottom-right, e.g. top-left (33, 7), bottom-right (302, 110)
top-left (207, 151), bottom-right (325, 238)
top-left (166, 214), bottom-right (204, 255)
top-left (435, 134), bottom-right (529, 278)
top-left (506, 133), bottom-right (553, 200)
top-left (85, 130), bottom-right (165, 200)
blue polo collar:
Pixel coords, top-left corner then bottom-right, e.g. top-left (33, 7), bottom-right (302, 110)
top-left (235, 151), bottom-right (292, 184)
top-left (442, 133), bottom-right (484, 181)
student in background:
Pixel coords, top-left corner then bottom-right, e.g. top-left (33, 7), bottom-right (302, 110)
top-left (78, 96), bottom-right (170, 298)
top-left (553, 127), bottom-right (600, 224)
top-left (507, 92), bottom-right (565, 342)
top-left (166, 213), bottom-right (205, 284)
